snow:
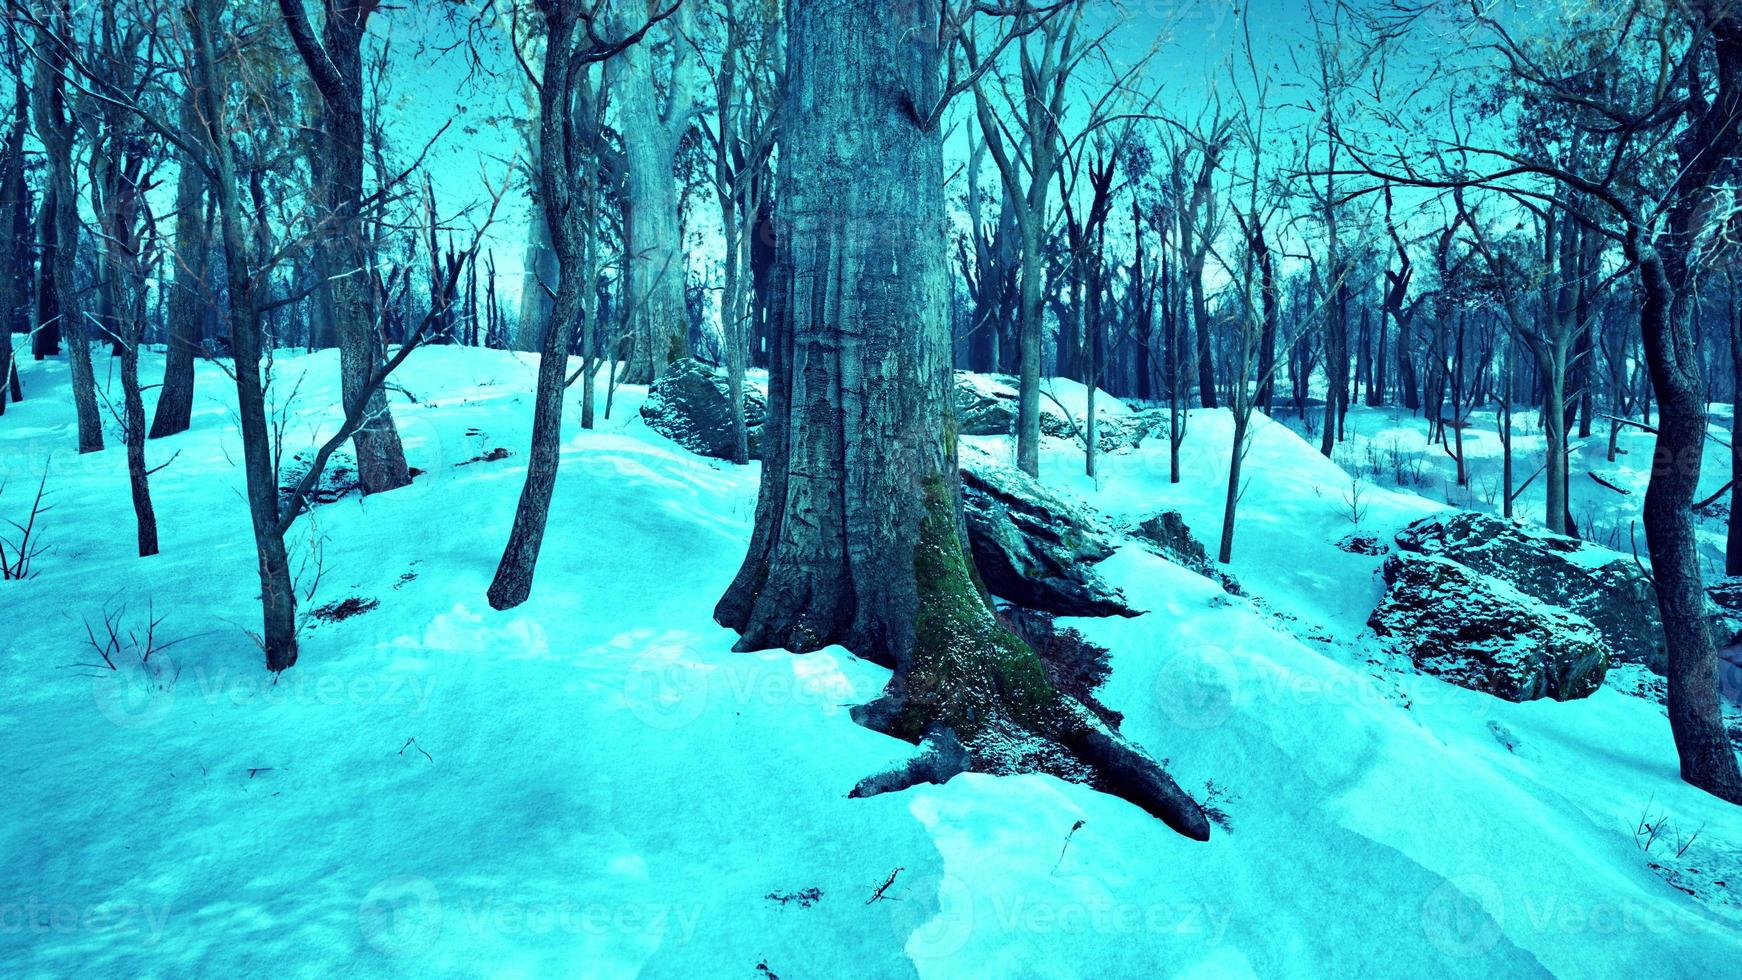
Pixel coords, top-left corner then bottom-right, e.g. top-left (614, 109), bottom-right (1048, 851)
top-left (3, 350), bottom-right (1740, 977)
top-left (1306, 400), bottom-right (1736, 572)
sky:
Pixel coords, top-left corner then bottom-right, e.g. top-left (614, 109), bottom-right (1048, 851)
top-left (357, 0), bottom-right (1380, 316)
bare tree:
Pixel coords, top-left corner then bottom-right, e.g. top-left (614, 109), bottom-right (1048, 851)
top-left (487, 0), bottom-right (675, 611)
top-left (26, 0), bottom-right (103, 452)
top-left (278, 0), bottom-right (414, 495)
top-left (1341, 0), bottom-right (1742, 802)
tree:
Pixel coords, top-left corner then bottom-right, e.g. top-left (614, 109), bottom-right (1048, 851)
top-left (86, 0), bottom-right (162, 556)
top-left (1344, 0), bottom-right (1742, 803)
top-left (487, 0), bottom-right (672, 611)
top-left (147, 80), bottom-right (209, 439)
top-left (29, 0), bottom-right (103, 453)
top-left (700, 0), bottom-right (780, 465)
top-left (0, 18), bottom-right (29, 411)
top-left (278, 0), bottom-right (414, 495)
top-left (38, 0), bottom-right (495, 669)
top-left (717, 0), bottom-right (1209, 840)
top-left (615, 2), bottom-right (699, 383)
top-left (966, 3), bottom-right (1085, 476)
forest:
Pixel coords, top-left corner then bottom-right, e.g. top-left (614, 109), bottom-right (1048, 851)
top-left (3, 0), bottom-right (1742, 975)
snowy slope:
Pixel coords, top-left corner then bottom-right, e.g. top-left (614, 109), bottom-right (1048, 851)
top-left (2, 349), bottom-right (1739, 978)
top-left (1292, 400), bottom-right (1737, 574)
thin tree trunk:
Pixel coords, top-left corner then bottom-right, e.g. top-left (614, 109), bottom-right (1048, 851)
top-left (191, 2), bottom-right (298, 670)
top-left (487, 12), bottom-right (606, 610)
top-left (33, 3), bottom-right (102, 453)
top-left (1635, 237), bottom-right (1742, 802)
top-left (150, 87), bottom-right (209, 438)
top-left (1016, 213), bottom-right (1043, 475)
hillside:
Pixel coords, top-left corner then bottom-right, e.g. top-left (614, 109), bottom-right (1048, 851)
top-left (3, 348), bottom-right (1739, 978)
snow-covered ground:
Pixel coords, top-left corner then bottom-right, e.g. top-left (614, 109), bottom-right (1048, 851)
top-left (3, 348), bottom-right (1740, 978)
top-left (1273, 399), bottom-right (1738, 576)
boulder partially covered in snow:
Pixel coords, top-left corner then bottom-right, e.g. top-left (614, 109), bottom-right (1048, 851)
top-left (639, 358), bottom-right (766, 460)
top-left (1369, 553), bottom-right (1609, 702)
top-left (1395, 512), bottom-right (1663, 674)
top-left (1130, 510), bottom-right (1242, 595)
top-left (1705, 579), bottom-right (1742, 648)
top-left (953, 373), bottom-right (1024, 436)
top-left (1041, 409), bottom-right (1163, 455)
top-left (959, 448), bottom-right (1136, 618)
top-left (952, 373), bottom-right (1152, 452)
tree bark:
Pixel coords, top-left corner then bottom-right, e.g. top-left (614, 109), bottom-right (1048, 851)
top-left (615, 11), bottom-right (692, 383)
top-left (1635, 235), bottom-right (1742, 802)
top-left (719, 0), bottom-right (1208, 840)
top-left (487, 8), bottom-right (609, 609)
top-left (33, 2), bottom-right (103, 453)
top-left (190, 0), bottom-right (298, 670)
top-left (150, 86), bottom-right (210, 438)
top-left (278, 0), bottom-right (411, 495)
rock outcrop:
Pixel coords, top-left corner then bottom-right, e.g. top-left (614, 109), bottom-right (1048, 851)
top-left (953, 373), bottom-right (1156, 454)
top-left (1130, 511), bottom-right (1242, 595)
top-left (639, 359), bottom-right (766, 461)
top-left (960, 448), bottom-right (1137, 618)
top-left (1369, 553), bottom-right (1610, 702)
top-left (1395, 512), bottom-right (1663, 673)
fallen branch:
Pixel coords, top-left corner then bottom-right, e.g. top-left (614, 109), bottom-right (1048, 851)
top-left (867, 867), bottom-right (903, 905)
top-left (1052, 819), bottom-right (1086, 876)
top-left (1587, 471), bottom-right (1633, 496)
top-left (1602, 412), bottom-right (1656, 435)
top-left (1696, 480), bottom-right (1734, 510)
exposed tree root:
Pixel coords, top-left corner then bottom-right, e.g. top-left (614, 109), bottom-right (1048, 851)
top-left (846, 486), bottom-right (1213, 842)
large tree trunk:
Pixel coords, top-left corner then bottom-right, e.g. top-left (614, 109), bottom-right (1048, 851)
top-left (1191, 263), bottom-right (1215, 409)
top-left (718, 0), bottom-right (1208, 841)
top-left (1729, 273), bottom-right (1742, 577)
top-left (279, 0), bottom-right (411, 495)
top-left (516, 206), bottom-right (559, 352)
top-left (616, 20), bottom-right (691, 383)
top-left (32, 187), bottom-right (60, 359)
top-left (150, 88), bottom-right (210, 439)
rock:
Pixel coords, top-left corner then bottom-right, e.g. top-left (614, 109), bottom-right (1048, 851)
top-left (1705, 579), bottom-right (1742, 648)
top-left (952, 373), bottom-right (1152, 452)
top-left (1369, 553), bottom-right (1609, 702)
top-left (1037, 404), bottom-right (1159, 455)
top-left (639, 358), bottom-right (766, 460)
top-left (1395, 512), bottom-right (1663, 674)
top-left (953, 373), bottom-right (1023, 436)
top-left (1336, 532), bottom-right (1388, 556)
top-left (1130, 511), bottom-right (1242, 595)
top-left (959, 448), bottom-right (1137, 618)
